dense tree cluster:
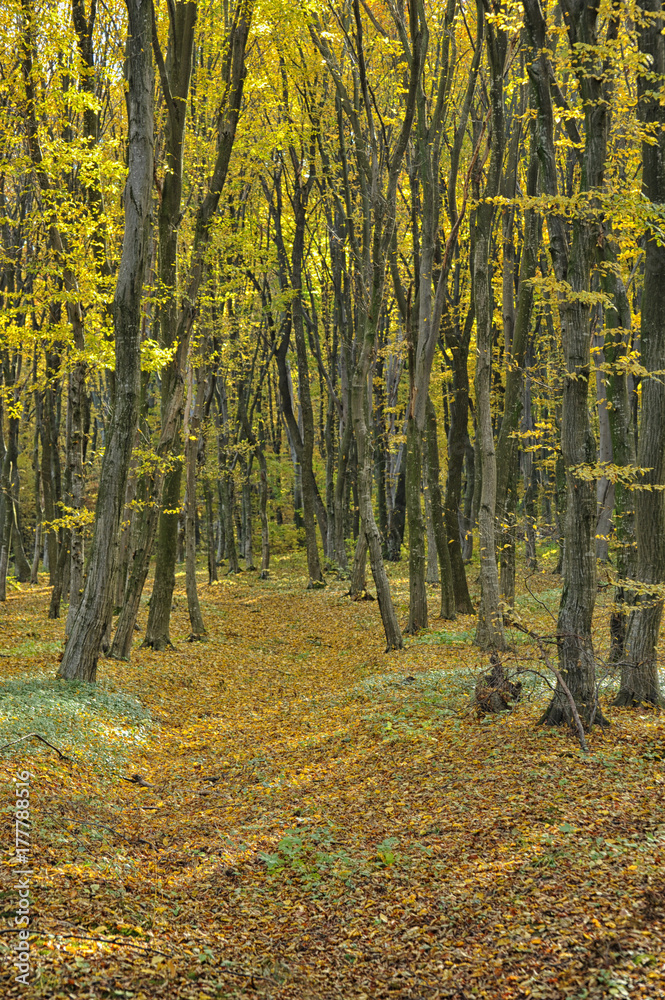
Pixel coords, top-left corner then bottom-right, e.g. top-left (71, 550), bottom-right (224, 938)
top-left (0, 0), bottom-right (663, 724)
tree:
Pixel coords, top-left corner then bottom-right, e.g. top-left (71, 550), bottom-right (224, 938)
top-left (473, 0), bottom-right (508, 652)
top-left (58, 0), bottom-right (155, 681)
top-left (616, 0), bottom-right (665, 708)
top-left (310, 0), bottom-right (426, 650)
top-left (524, 0), bottom-right (615, 726)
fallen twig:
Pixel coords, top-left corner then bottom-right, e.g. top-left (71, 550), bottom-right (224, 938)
top-left (0, 732), bottom-right (72, 760)
top-left (507, 620), bottom-right (590, 752)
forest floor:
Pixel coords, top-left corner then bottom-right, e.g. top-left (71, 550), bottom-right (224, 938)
top-left (0, 550), bottom-right (664, 999)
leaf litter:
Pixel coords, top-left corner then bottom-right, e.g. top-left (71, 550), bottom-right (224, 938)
top-left (0, 558), bottom-right (663, 999)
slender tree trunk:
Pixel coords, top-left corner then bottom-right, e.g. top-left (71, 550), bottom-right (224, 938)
top-left (0, 407), bottom-right (11, 602)
top-left (257, 446), bottom-right (270, 579)
top-left (58, 0), bottom-right (154, 682)
top-left (143, 0), bottom-right (251, 645)
top-left (616, 0), bottom-right (665, 707)
top-left (461, 437), bottom-right (475, 564)
top-left (348, 529), bottom-right (368, 599)
top-left (333, 422), bottom-right (352, 568)
top-left (10, 466), bottom-right (30, 583)
top-left (204, 477), bottom-right (218, 584)
top-left (30, 391), bottom-right (42, 583)
top-left (602, 254), bottom-right (636, 663)
top-left (444, 307), bottom-right (474, 612)
top-left (41, 355), bottom-right (59, 584)
top-left (525, 0), bottom-right (611, 724)
top-left (523, 365), bottom-right (538, 571)
top-left (65, 358), bottom-right (87, 633)
top-left (144, 466), bottom-right (181, 650)
top-left (473, 12), bottom-right (507, 652)
top-left (184, 366), bottom-right (206, 640)
top-left (241, 466), bottom-right (255, 571)
top-left (500, 476), bottom-right (516, 611)
top-left (594, 329), bottom-right (614, 563)
top-left (406, 413), bottom-right (427, 632)
top-left (426, 396), bottom-right (455, 619)
top-left (424, 444), bottom-right (439, 586)
top-left (353, 365), bottom-right (403, 650)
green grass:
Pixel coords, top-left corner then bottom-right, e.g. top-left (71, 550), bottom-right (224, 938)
top-left (0, 675), bottom-right (151, 772)
top-left (0, 639), bottom-right (62, 659)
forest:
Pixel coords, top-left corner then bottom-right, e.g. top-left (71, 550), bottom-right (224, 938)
top-left (1, 0), bottom-right (665, 997)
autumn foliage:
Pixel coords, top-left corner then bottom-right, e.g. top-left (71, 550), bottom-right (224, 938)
top-left (1, 558), bottom-right (664, 998)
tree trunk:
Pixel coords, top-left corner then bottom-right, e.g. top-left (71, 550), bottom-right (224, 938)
top-left (257, 445), bottom-right (270, 579)
top-left (426, 395), bottom-right (455, 620)
top-left (65, 358), bottom-right (87, 634)
top-left (348, 529), bottom-right (368, 599)
top-left (143, 0), bottom-right (251, 645)
top-left (444, 307), bottom-right (474, 612)
top-left (30, 392), bottom-right (42, 584)
top-left (594, 330), bottom-right (614, 563)
top-left (500, 475), bottom-right (516, 612)
top-left (143, 466), bottom-right (181, 650)
top-left (406, 413), bottom-right (427, 632)
top-left (353, 368), bottom-right (403, 649)
top-left (424, 441), bottom-right (439, 586)
top-left (473, 11), bottom-right (507, 653)
top-left (58, 0), bottom-right (154, 682)
top-left (41, 353), bottom-right (60, 584)
top-left (525, 0), bottom-right (610, 725)
top-left (333, 422), bottom-right (352, 568)
top-left (616, 0), bottom-right (665, 707)
top-left (204, 477), bottom-right (218, 584)
top-left (602, 253), bottom-right (636, 663)
top-left (184, 366), bottom-right (206, 640)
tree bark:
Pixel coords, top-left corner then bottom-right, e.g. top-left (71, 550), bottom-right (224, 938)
top-left (426, 396), bottom-right (455, 619)
top-left (616, 0), bottom-right (665, 707)
top-left (473, 2), bottom-right (507, 653)
top-left (58, 0), bottom-right (154, 681)
top-left (143, 0), bottom-right (252, 647)
top-left (184, 365), bottom-right (206, 640)
top-left (525, 0), bottom-right (611, 725)
top-left (444, 305), bottom-right (474, 612)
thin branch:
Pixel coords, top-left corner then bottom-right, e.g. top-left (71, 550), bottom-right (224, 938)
top-left (0, 732), bottom-right (72, 760)
top-left (150, 0), bottom-right (179, 124)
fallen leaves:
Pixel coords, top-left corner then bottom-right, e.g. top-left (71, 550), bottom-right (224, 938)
top-left (0, 560), bottom-right (663, 998)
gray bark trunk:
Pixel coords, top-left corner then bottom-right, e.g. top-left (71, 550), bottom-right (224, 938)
top-left (143, 0), bottom-right (251, 646)
top-left (525, 0), bottom-right (611, 725)
top-left (616, 0), bottom-right (665, 707)
top-left (474, 8), bottom-right (507, 652)
top-left (58, 0), bottom-right (154, 681)
top-left (426, 396), bottom-right (455, 619)
top-left (184, 366), bottom-right (206, 640)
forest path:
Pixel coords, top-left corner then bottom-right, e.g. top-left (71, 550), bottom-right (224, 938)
top-left (0, 560), bottom-right (664, 998)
